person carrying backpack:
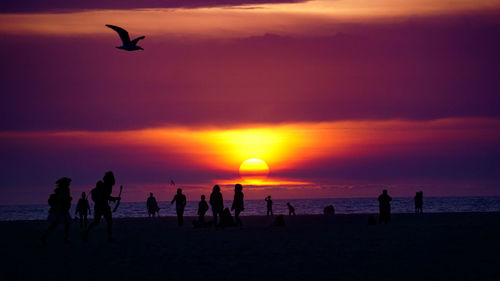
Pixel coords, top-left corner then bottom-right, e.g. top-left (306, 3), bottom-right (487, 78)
top-left (84, 171), bottom-right (121, 242)
top-left (40, 177), bottom-right (72, 243)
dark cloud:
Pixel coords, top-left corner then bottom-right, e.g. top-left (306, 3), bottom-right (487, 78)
top-left (279, 146), bottom-right (500, 182)
top-left (2, 5), bottom-right (500, 204)
top-left (0, 0), bottom-right (307, 13)
top-left (0, 136), bottom-right (229, 194)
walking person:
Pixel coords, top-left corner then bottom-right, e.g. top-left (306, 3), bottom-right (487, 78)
top-left (286, 202), bottom-right (296, 216)
top-left (75, 192), bottom-right (91, 228)
top-left (147, 193), bottom-right (160, 217)
top-left (171, 188), bottom-right (187, 226)
top-left (40, 177), bottom-right (73, 243)
top-left (84, 171), bottom-right (121, 242)
top-left (231, 184), bottom-right (244, 226)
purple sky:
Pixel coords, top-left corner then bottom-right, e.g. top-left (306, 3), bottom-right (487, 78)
top-left (1, 0), bottom-right (500, 204)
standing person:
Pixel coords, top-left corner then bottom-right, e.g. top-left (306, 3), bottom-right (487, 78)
top-left (75, 192), bottom-right (91, 228)
top-left (210, 185), bottom-right (224, 228)
top-left (419, 191), bottom-right (424, 214)
top-left (197, 195), bottom-right (209, 223)
top-left (378, 190), bottom-right (392, 224)
top-left (171, 188), bottom-right (187, 226)
top-left (265, 195), bottom-right (273, 216)
top-left (147, 193), bottom-right (160, 217)
top-left (414, 191), bottom-right (423, 215)
top-left (40, 177), bottom-right (73, 243)
top-left (286, 202), bottom-right (296, 216)
top-left (231, 184), bottom-right (244, 226)
top-left (85, 171), bottom-right (121, 242)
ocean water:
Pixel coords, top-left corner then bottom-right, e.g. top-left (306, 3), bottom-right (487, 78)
top-left (1, 197), bottom-right (500, 221)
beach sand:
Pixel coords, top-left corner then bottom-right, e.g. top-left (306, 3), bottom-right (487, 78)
top-left (1, 213), bottom-right (499, 281)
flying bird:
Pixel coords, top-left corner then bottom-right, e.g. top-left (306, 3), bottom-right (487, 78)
top-left (105, 24), bottom-right (145, 51)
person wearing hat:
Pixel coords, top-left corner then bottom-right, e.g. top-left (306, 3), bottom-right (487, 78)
top-left (40, 177), bottom-right (73, 243)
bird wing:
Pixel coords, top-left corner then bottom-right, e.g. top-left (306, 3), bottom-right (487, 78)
top-left (131, 36), bottom-right (145, 46)
top-left (106, 24), bottom-right (131, 45)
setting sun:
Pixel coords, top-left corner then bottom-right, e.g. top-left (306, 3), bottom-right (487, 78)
top-left (239, 158), bottom-right (270, 184)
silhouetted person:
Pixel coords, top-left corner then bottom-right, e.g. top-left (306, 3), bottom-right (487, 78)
top-left (378, 190), bottom-right (392, 224)
top-left (198, 195), bottom-right (209, 223)
top-left (193, 195), bottom-right (211, 228)
top-left (323, 205), bottom-right (335, 216)
top-left (231, 184), bottom-right (244, 226)
top-left (171, 188), bottom-right (186, 226)
top-left (75, 192), bottom-right (91, 228)
top-left (210, 185), bottom-right (224, 228)
top-left (85, 171), bottom-right (120, 242)
top-left (414, 191), bottom-right (423, 215)
top-left (286, 202), bottom-right (296, 216)
top-left (40, 177), bottom-right (72, 243)
top-left (265, 195), bottom-right (273, 216)
top-left (147, 192), bottom-right (160, 217)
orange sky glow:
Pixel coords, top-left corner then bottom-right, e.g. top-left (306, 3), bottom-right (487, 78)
top-left (2, 118), bottom-right (499, 197)
top-left (1, 0), bottom-right (500, 37)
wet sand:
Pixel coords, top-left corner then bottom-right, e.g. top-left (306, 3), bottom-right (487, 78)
top-left (1, 213), bottom-right (499, 281)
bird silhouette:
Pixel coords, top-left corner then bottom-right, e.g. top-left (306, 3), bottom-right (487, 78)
top-left (105, 24), bottom-right (145, 51)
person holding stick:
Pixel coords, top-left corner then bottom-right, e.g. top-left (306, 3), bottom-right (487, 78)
top-left (84, 171), bottom-right (121, 242)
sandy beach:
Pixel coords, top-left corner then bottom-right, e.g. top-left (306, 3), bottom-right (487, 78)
top-left (1, 213), bottom-right (499, 281)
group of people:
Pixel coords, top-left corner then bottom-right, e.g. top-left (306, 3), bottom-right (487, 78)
top-left (377, 190), bottom-right (425, 224)
top-left (149, 188), bottom-right (422, 227)
top-left (40, 174), bottom-right (423, 243)
top-left (41, 171), bottom-right (122, 243)
top-left (147, 189), bottom-right (297, 228)
top-left (160, 184), bottom-right (245, 228)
